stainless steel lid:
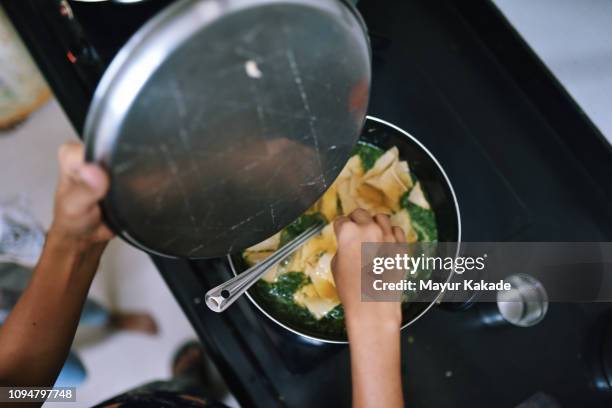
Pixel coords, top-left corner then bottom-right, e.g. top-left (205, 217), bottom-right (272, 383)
top-left (84, 0), bottom-right (371, 258)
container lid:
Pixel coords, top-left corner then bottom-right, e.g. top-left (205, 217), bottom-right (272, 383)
top-left (84, 0), bottom-right (370, 258)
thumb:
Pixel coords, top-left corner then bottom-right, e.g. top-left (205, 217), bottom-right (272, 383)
top-left (59, 164), bottom-right (109, 216)
top-left (76, 164), bottom-right (109, 201)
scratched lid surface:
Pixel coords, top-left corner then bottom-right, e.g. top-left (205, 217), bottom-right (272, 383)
top-left (84, 0), bottom-right (370, 258)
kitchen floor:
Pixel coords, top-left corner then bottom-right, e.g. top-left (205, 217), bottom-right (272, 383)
top-left (494, 0), bottom-right (612, 144)
top-left (0, 100), bottom-right (238, 407)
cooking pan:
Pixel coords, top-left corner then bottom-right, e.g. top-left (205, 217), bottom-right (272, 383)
top-left (229, 116), bottom-right (462, 343)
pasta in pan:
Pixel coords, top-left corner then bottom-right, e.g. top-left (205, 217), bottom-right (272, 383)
top-left (242, 142), bottom-right (437, 331)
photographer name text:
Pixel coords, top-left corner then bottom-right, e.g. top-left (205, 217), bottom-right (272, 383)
top-left (372, 279), bottom-right (511, 292)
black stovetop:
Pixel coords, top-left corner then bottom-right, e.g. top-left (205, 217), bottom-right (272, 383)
top-left (6, 0), bottom-right (612, 406)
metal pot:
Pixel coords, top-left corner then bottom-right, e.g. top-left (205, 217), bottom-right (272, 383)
top-left (229, 116), bottom-right (462, 344)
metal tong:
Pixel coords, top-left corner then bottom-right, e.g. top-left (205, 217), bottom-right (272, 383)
top-left (205, 222), bottom-right (325, 312)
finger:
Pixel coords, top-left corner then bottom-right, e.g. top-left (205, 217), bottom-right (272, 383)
top-left (374, 214), bottom-right (393, 236)
top-left (92, 224), bottom-right (115, 242)
top-left (333, 216), bottom-right (350, 235)
top-left (58, 142), bottom-right (85, 176)
top-left (77, 164), bottom-right (109, 200)
top-left (330, 254), bottom-right (337, 273)
top-left (392, 226), bottom-right (406, 243)
top-left (60, 170), bottom-right (108, 217)
top-left (349, 208), bottom-right (373, 225)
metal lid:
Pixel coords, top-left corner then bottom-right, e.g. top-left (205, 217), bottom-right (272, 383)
top-left (84, 0), bottom-right (370, 258)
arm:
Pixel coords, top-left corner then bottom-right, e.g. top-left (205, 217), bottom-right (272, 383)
top-left (332, 209), bottom-right (405, 408)
top-left (0, 142), bottom-right (113, 387)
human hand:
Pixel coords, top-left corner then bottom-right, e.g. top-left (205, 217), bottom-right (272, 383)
top-left (331, 209), bottom-right (405, 333)
top-left (48, 142), bottom-right (113, 251)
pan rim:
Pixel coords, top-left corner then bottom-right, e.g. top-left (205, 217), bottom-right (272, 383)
top-left (228, 115), bottom-right (462, 344)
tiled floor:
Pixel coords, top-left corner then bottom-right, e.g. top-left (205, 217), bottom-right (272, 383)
top-left (0, 101), bottom-right (235, 407)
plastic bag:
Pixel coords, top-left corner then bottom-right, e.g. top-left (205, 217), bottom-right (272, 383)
top-left (0, 195), bottom-right (44, 267)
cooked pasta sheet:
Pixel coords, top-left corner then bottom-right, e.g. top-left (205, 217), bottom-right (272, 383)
top-left (243, 142), bottom-right (437, 320)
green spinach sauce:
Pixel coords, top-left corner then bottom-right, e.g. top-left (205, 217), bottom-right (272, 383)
top-left (352, 141), bottom-right (384, 171)
top-left (251, 272), bottom-right (346, 338)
